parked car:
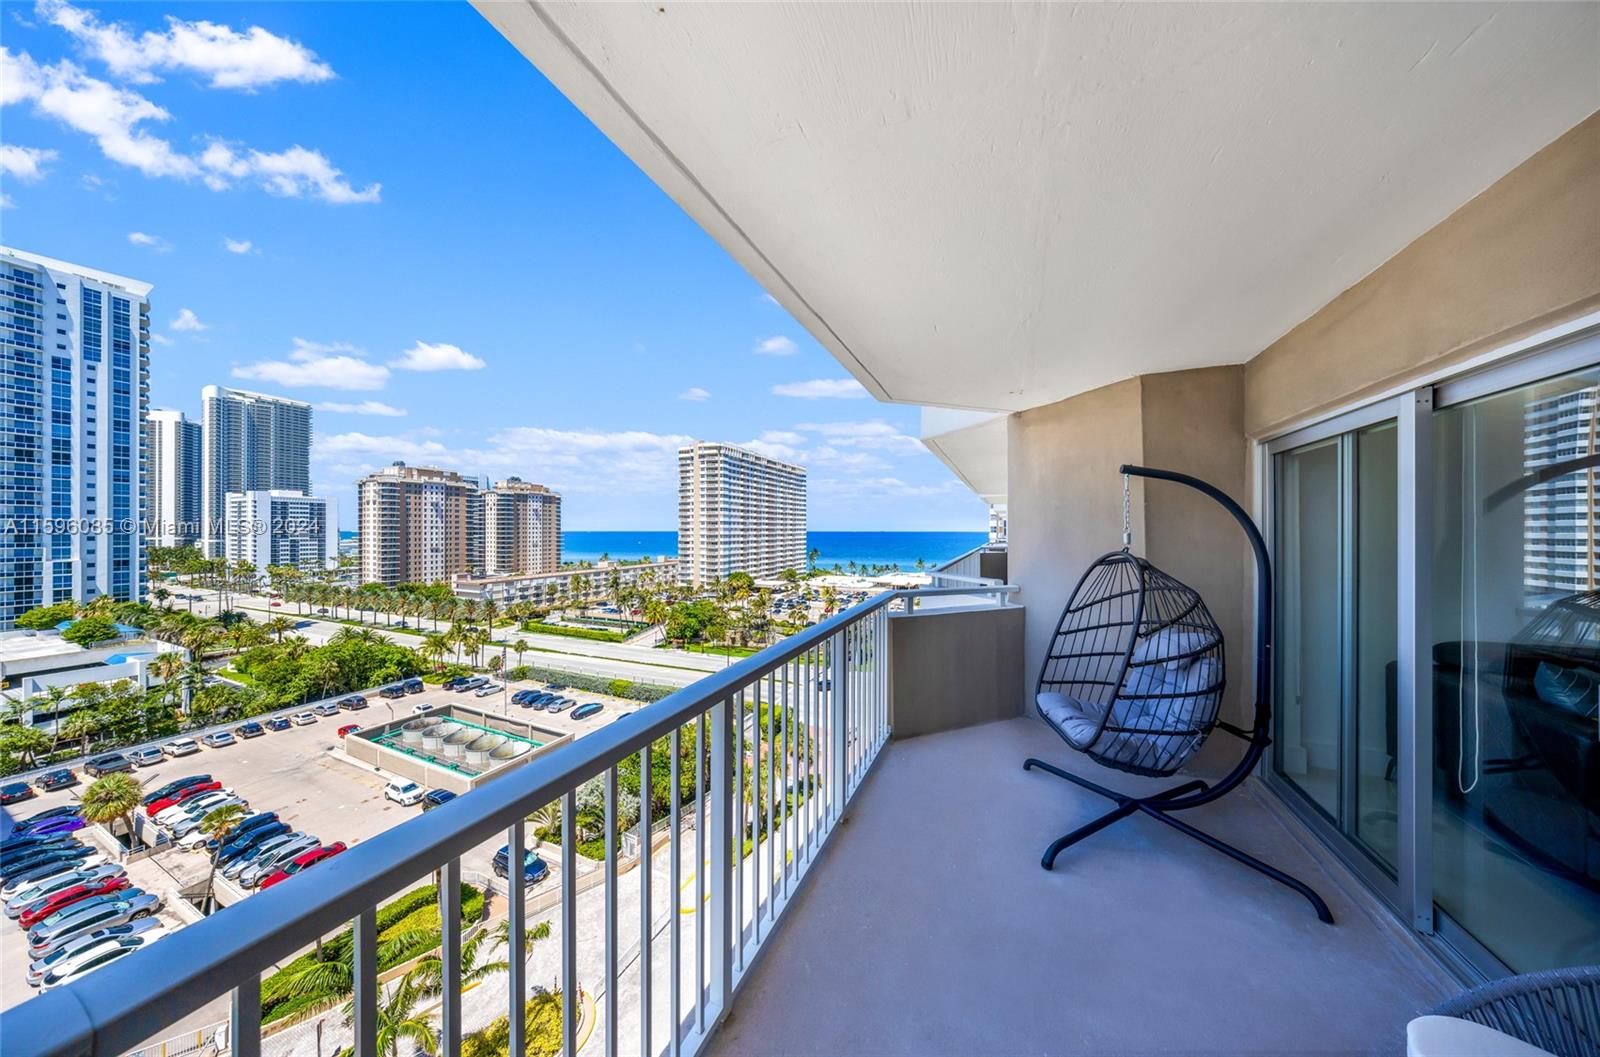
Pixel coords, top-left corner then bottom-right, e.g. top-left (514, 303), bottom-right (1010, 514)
top-left (154, 790), bottom-right (236, 828)
top-left (222, 832), bottom-right (300, 880)
top-left (290, 711), bottom-right (317, 726)
top-left (126, 746), bottom-right (164, 767)
top-left (441, 676), bottom-right (469, 690)
top-left (402, 678), bottom-right (425, 694)
top-left (82, 753), bottom-right (134, 777)
top-left (339, 695), bottom-right (368, 710)
top-left (510, 689), bottom-right (535, 706)
top-left (19, 875), bottom-right (131, 928)
top-left (264, 716), bottom-right (291, 731)
top-left (474, 683), bottom-right (503, 698)
top-left (337, 723), bottom-right (361, 738)
top-left (200, 731), bottom-right (237, 749)
top-left (1, 852), bottom-right (105, 894)
top-left (28, 892), bottom-right (162, 957)
top-left (145, 781), bottom-right (222, 816)
top-left (312, 702), bottom-right (341, 717)
top-left (236, 721), bottom-right (265, 739)
top-left (1, 845), bottom-right (93, 884)
top-left (492, 846), bottom-right (550, 887)
top-left (570, 703), bottom-right (605, 721)
top-left (259, 842), bottom-right (347, 889)
top-left (237, 834), bottom-right (320, 888)
top-left (23, 889), bottom-right (133, 942)
top-left (37, 933), bottom-right (161, 991)
top-left (413, 702), bottom-right (437, 715)
top-left (547, 698), bottom-right (574, 714)
top-left (34, 770), bottom-right (77, 792)
top-left (215, 823), bottom-right (289, 868)
top-left (0, 835), bottom-right (77, 868)
top-left (161, 738), bottom-right (200, 758)
top-left (456, 677), bottom-right (489, 693)
top-left (171, 799), bottom-right (249, 842)
top-left (13, 804), bottom-right (81, 831)
top-left (8, 815), bottom-right (85, 840)
top-left (383, 780), bottom-right (424, 806)
top-left (142, 775), bottom-right (211, 808)
top-left (1, 782), bottom-right (35, 805)
top-left (6, 865), bottom-right (123, 916)
top-left (421, 789), bottom-right (457, 811)
top-left (205, 812), bottom-right (278, 853)
top-left (25, 917), bottom-right (162, 987)
top-left (378, 685), bottom-right (405, 699)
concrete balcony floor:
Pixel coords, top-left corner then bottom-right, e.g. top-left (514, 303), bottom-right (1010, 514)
top-left (708, 717), bottom-right (1457, 1057)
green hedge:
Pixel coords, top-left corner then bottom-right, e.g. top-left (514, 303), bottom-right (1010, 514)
top-left (518, 621), bottom-right (625, 644)
top-left (505, 664), bottom-right (675, 703)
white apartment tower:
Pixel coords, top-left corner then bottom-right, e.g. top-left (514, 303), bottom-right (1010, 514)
top-left (357, 462), bottom-right (482, 586)
top-left (147, 409), bottom-right (202, 548)
top-left (224, 490), bottom-right (338, 578)
top-left (200, 385), bottom-right (312, 558)
top-left (1523, 382), bottom-right (1600, 595)
top-left (484, 477), bottom-right (561, 575)
top-left (0, 247), bottom-right (151, 629)
top-left (677, 442), bottom-right (806, 585)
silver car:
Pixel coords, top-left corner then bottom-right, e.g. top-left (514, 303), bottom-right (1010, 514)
top-left (6, 864), bottom-right (125, 919)
top-left (223, 832), bottom-right (298, 881)
top-left (26, 917), bottom-right (163, 986)
top-left (126, 746), bottom-right (164, 767)
top-left (238, 834), bottom-right (320, 888)
top-left (28, 891), bottom-right (162, 957)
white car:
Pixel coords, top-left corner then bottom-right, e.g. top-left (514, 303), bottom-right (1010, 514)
top-left (290, 711), bottom-right (317, 726)
top-left (170, 798), bottom-right (248, 842)
top-left (383, 781), bottom-right (424, 806)
top-left (161, 738), bottom-right (200, 757)
top-left (474, 684), bottom-right (502, 698)
top-left (413, 703), bottom-right (437, 715)
top-left (38, 931), bottom-right (165, 991)
top-left (312, 702), bottom-right (340, 717)
top-left (153, 790), bottom-right (235, 828)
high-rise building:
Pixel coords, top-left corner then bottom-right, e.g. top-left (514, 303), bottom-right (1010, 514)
top-left (677, 441), bottom-right (806, 585)
top-left (200, 385), bottom-right (312, 558)
top-left (1523, 382), bottom-right (1599, 596)
top-left (484, 477), bottom-right (561, 575)
top-left (147, 409), bottom-right (202, 549)
top-left (0, 247), bottom-right (151, 629)
top-left (356, 462), bottom-right (482, 585)
top-left (223, 490), bottom-right (338, 578)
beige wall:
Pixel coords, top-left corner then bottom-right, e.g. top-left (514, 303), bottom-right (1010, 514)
top-left (1245, 110), bottom-right (1600, 438)
top-left (889, 606), bottom-right (1025, 737)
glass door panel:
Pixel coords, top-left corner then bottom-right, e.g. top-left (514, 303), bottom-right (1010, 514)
top-left (1432, 363), bottom-right (1600, 972)
top-left (1353, 423), bottom-right (1400, 873)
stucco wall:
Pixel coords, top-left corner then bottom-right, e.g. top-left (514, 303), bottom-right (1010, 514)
top-left (1245, 110), bottom-right (1600, 438)
top-left (888, 606), bottom-right (1025, 737)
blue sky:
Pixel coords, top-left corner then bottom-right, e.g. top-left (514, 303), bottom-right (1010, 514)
top-left (0, 1), bottom-right (986, 531)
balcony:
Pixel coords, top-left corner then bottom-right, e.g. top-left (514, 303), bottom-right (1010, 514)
top-left (0, 582), bottom-right (1456, 1057)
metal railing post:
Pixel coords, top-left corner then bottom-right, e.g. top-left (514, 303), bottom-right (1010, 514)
top-left (508, 820), bottom-right (527, 1057)
top-left (440, 858), bottom-right (462, 1057)
top-left (707, 695), bottom-right (734, 1023)
top-left (832, 632), bottom-right (847, 819)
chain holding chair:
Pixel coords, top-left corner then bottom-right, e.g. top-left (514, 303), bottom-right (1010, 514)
top-left (1024, 464), bottom-right (1334, 923)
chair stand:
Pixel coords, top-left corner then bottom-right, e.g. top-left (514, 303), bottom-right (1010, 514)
top-left (1024, 756), bottom-right (1336, 924)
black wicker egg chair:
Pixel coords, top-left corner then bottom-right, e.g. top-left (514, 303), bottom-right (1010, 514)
top-left (1024, 464), bottom-right (1334, 923)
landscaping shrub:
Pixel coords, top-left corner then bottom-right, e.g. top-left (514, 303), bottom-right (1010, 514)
top-left (518, 621), bottom-right (624, 644)
top-left (463, 991), bottom-right (564, 1057)
top-left (504, 665), bottom-right (674, 703)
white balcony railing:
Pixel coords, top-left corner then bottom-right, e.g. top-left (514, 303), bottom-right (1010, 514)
top-left (1, 585), bottom-right (1010, 1057)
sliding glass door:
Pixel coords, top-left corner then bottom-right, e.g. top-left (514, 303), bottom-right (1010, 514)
top-left (1269, 330), bottom-right (1600, 979)
top-left (1272, 417), bottom-right (1399, 879)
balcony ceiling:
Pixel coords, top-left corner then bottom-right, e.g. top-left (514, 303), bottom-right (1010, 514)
top-left (480, 2), bottom-right (1600, 413)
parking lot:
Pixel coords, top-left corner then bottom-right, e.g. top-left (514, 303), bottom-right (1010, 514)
top-left (0, 675), bottom-right (644, 1018)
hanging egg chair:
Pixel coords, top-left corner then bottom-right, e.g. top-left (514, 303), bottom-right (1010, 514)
top-left (1023, 464), bottom-right (1334, 923)
top-left (1036, 552), bottom-right (1225, 778)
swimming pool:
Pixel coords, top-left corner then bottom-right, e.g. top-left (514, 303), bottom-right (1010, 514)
top-left (101, 650), bottom-right (159, 665)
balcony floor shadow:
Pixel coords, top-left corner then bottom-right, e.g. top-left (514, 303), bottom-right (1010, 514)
top-left (707, 716), bottom-right (1456, 1057)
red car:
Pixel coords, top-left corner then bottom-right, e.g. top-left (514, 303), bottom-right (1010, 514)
top-left (337, 723), bottom-right (361, 738)
top-left (145, 780), bottom-right (222, 816)
top-left (19, 875), bottom-right (130, 927)
top-left (260, 842), bottom-right (347, 889)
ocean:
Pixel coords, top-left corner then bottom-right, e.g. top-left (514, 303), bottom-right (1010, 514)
top-left (559, 530), bottom-right (987, 572)
top-left (336, 530), bottom-right (989, 572)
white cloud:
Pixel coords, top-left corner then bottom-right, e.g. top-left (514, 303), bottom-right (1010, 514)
top-left (678, 387), bottom-right (711, 402)
top-left (0, 143), bottom-right (57, 181)
top-left (315, 400), bottom-right (406, 417)
top-left (222, 236), bottom-right (253, 254)
top-left (795, 419), bottom-right (924, 455)
top-left (170, 307), bottom-right (207, 331)
top-left (771, 378), bottom-right (869, 400)
top-left (233, 337), bottom-right (389, 391)
top-left (0, 46), bottom-right (378, 203)
top-left (148, 332), bottom-right (173, 346)
top-left (388, 341), bottom-right (485, 372)
top-left (127, 230), bottom-right (170, 252)
top-left (0, 192), bottom-right (14, 209)
top-left (754, 335), bottom-right (797, 356)
top-left (39, 0), bottom-right (335, 90)
top-left (813, 476), bottom-right (962, 499)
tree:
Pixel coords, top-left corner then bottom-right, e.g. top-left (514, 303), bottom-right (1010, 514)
top-left (807, 547), bottom-right (821, 573)
top-left (200, 803), bottom-right (247, 913)
top-left (59, 708), bottom-right (101, 756)
top-left (80, 772), bottom-right (144, 849)
top-left (61, 615), bottom-right (119, 647)
top-left (264, 615), bottom-right (295, 643)
top-left (1, 725), bottom-right (51, 769)
top-left (404, 917), bottom-right (551, 1000)
top-left (511, 638), bottom-right (529, 670)
top-left (527, 802), bottom-right (561, 845)
top-left (15, 601), bottom-right (77, 631)
top-left (463, 991), bottom-right (564, 1057)
top-left (343, 975), bottom-right (437, 1057)
top-left (421, 633), bottom-right (449, 672)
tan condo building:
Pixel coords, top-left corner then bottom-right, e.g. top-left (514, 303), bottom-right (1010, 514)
top-left (677, 441), bottom-right (806, 584)
top-left (485, 476), bottom-right (561, 575)
top-left (356, 462), bottom-right (484, 586)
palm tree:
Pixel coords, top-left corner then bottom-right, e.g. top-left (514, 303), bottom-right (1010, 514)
top-left (1, 725), bottom-right (51, 770)
top-left (199, 803), bottom-right (247, 913)
top-left (59, 708), bottom-right (100, 756)
top-left (402, 917), bottom-right (551, 1001)
top-left (511, 638), bottom-right (529, 671)
top-left (421, 633), bottom-right (449, 672)
top-left (527, 801), bottom-right (561, 845)
top-left (80, 772), bottom-right (144, 850)
top-left (265, 615), bottom-right (295, 643)
top-left (342, 975), bottom-right (437, 1057)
